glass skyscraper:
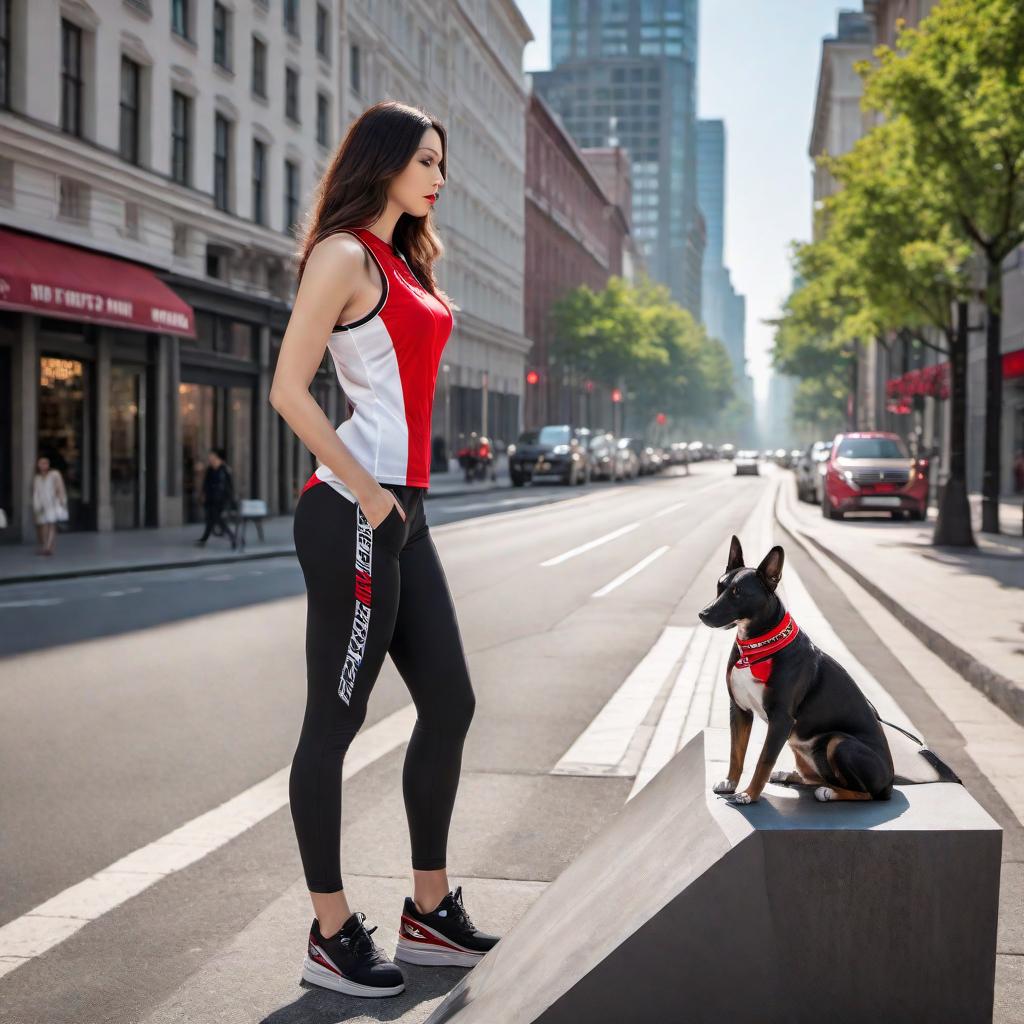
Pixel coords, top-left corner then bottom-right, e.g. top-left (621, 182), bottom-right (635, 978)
top-left (534, 0), bottom-right (702, 317)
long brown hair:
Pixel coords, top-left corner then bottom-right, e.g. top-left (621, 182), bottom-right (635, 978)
top-left (297, 100), bottom-right (458, 311)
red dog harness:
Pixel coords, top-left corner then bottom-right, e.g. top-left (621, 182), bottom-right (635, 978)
top-left (734, 612), bottom-right (800, 684)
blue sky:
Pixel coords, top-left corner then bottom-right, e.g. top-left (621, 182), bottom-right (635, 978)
top-left (517, 0), bottom-right (863, 402)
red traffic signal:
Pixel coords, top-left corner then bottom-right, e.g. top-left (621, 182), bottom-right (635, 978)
top-left (611, 388), bottom-right (622, 403)
top-left (656, 412), bottom-right (667, 425)
top-left (526, 370), bottom-right (540, 385)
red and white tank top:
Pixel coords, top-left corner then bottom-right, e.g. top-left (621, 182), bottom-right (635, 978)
top-left (301, 226), bottom-right (454, 500)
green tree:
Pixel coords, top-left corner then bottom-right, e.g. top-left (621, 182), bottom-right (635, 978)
top-left (860, 0), bottom-right (1024, 534)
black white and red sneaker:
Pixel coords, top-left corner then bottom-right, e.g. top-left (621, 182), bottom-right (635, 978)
top-left (394, 886), bottom-right (500, 967)
top-left (302, 912), bottom-right (405, 997)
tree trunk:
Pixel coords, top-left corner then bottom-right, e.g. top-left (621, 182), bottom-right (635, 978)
top-left (981, 258), bottom-right (1003, 533)
top-left (933, 302), bottom-right (976, 547)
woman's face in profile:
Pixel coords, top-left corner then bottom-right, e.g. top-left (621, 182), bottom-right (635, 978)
top-left (390, 126), bottom-right (445, 217)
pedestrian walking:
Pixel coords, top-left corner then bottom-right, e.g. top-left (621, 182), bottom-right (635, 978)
top-left (194, 448), bottom-right (237, 548)
top-left (31, 455), bottom-right (67, 556)
top-left (270, 100), bottom-right (498, 999)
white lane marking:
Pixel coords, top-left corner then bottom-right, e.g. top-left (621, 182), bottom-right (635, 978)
top-left (101, 587), bottom-right (143, 598)
top-left (653, 501), bottom-right (687, 518)
top-left (592, 546), bottom-right (670, 597)
top-left (629, 627), bottom-right (713, 798)
top-left (540, 522), bottom-right (640, 567)
top-left (0, 598), bottom-right (64, 609)
top-left (0, 702), bottom-right (417, 979)
top-left (551, 626), bottom-right (693, 777)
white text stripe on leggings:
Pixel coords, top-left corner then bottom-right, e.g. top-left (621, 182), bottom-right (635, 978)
top-left (0, 703), bottom-right (417, 980)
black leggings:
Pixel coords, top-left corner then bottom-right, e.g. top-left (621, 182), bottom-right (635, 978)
top-left (289, 480), bottom-right (475, 892)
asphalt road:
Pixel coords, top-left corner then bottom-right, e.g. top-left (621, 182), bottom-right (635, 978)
top-left (1, 461), bottom-right (1019, 1023)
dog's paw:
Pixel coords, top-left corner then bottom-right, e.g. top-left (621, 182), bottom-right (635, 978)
top-left (770, 770), bottom-right (800, 785)
top-left (726, 791), bottom-right (755, 805)
top-left (814, 786), bottom-right (835, 802)
top-left (712, 779), bottom-right (737, 795)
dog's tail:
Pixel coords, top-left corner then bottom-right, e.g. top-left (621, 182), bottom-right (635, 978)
top-left (869, 703), bottom-right (963, 785)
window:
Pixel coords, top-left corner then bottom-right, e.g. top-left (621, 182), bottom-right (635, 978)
top-left (252, 138), bottom-right (266, 225)
top-left (316, 92), bottom-right (328, 147)
top-left (171, 90), bottom-right (191, 185)
top-left (214, 112), bottom-right (231, 212)
top-left (285, 66), bottom-right (299, 123)
top-left (213, 3), bottom-right (231, 71)
top-left (60, 19), bottom-right (83, 137)
top-left (349, 43), bottom-right (360, 94)
top-left (316, 3), bottom-right (329, 60)
top-left (58, 177), bottom-right (88, 222)
top-left (0, 0), bottom-right (10, 109)
top-left (284, 158), bottom-right (299, 234)
top-left (284, 0), bottom-right (299, 38)
top-left (119, 57), bottom-right (141, 164)
top-left (251, 36), bottom-right (266, 98)
top-left (171, 0), bottom-right (190, 40)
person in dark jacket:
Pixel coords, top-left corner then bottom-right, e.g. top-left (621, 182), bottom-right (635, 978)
top-left (195, 448), bottom-right (237, 547)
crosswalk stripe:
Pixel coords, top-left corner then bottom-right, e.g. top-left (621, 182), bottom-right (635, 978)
top-left (629, 628), bottom-right (712, 797)
top-left (551, 626), bottom-right (693, 777)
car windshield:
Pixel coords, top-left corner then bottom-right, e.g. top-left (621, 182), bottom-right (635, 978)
top-left (517, 430), bottom-right (538, 445)
top-left (537, 426), bottom-right (571, 445)
top-left (837, 437), bottom-right (908, 459)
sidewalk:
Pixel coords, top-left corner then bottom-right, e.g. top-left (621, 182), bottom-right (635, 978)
top-left (776, 471), bottom-right (1024, 725)
top-left (0, 460), bottom-right (511, 586)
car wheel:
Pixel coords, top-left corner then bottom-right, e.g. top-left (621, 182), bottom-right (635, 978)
top-left (822, 497), bottom-right (841, 520)
top-left (907, 505), bottom-right (926, 521)
top-left (510, 473), bottom-right (525, 487)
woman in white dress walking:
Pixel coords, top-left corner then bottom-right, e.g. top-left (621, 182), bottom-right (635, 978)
top-left (32, 455), bottom-right (67, 556)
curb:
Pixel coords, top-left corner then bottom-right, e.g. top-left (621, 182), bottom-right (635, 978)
top-left (0, 481), bottom-right (510, 587)
top-left (774, 479), bottom-right (1024, 728)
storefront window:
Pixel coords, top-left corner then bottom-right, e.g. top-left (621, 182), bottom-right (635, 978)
top-left (39, 355), bottom-right (90, 530)
top-left (110, 364), bottom-right (143, 528)
top-left (179, 379), bottom-right (255, 522)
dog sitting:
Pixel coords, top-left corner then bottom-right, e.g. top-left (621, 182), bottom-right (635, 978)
top-left (697, 535), bottom-right (899, 805)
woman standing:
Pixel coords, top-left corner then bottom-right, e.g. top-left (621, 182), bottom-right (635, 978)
top-left (32, 455), bottom-right (67, 556)
top-left (270, 101), bottom-right (498, 999)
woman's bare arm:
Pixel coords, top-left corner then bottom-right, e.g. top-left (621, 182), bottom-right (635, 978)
top-left (269, 236), bottom-right (403, 524)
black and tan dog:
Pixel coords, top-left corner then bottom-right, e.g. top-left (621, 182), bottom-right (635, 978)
top-left (697, 535), bottom-right (958, 805)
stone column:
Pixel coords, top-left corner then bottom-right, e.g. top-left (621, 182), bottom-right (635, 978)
top-left (13, 316), bottom-right (38, 544)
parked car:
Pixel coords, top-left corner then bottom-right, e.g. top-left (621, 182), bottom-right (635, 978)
top-left (734, 449), bottom-right (760, 476)
top-left (821, 432), bottom-right (929, 521)
top-left (616, 437), bottom-right (641, 479)
top-left (720, 443), bottom-right (736, 461)
top-left (507, 424), bottom-right (592, 486)
top-left (795, 441), bottom-right (833, 503)
top-left (668, 441), bottom-right (690, 466)
top-left (589, 431), bottom-right (619, 481)
top-left (687, 441), bottom-right (706, 462)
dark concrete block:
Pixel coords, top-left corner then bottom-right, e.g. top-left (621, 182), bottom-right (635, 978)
top-left (427, 727), bottom-right (1002, 1024)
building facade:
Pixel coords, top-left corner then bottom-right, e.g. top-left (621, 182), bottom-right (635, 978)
top-left (340, 0), bottom-right (534, 455)
top-left (531, 0), bottom-right (703, 320)
top-left (696, 117), bottom-right (748, 398)
top-left (523, 87), bottom-right (638, 433)
top-left (0, 0), bottom-right (534, 545)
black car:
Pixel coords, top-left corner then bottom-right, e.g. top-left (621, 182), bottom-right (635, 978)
top-left (508, 424), bottom-right (592, 486)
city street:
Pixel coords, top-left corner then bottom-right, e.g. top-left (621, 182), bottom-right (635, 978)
top-left (1, 461), bottom-right (1020, 1023)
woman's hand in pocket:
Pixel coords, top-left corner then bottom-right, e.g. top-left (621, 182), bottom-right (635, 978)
top-left (362, 486), bottom-right (406, 530)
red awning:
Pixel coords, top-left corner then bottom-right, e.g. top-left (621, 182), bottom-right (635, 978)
top-left (0, 228), bottom-right (195, 338)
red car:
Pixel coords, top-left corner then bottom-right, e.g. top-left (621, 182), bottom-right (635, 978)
top-left (821, 432), bottom-right (929, 521)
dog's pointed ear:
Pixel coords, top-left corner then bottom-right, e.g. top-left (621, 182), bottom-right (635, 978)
top-left (756, 545), bottom-right (785, 592)
top-left (726, 535), bottom-right (744, 573)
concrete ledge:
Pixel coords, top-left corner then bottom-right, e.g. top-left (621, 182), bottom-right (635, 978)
top-left (428, 728), bottom-right (1002, 1024)
top-left (774, 486), bottom-right (1024, 728)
